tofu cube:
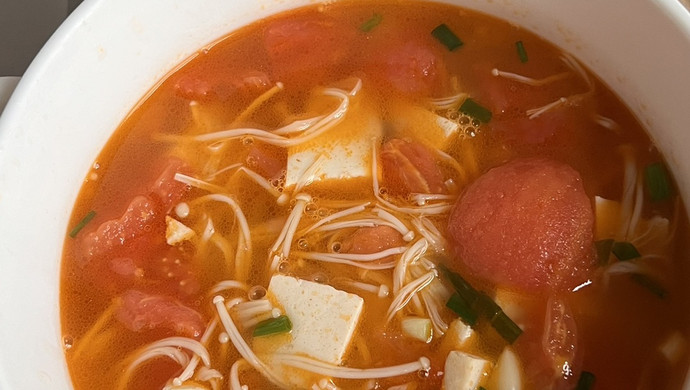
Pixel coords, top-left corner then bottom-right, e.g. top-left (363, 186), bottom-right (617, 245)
top-left (389, 102), bottom-right (460, 151)
top-left (448, 318), bottom-right (475, 349)
top-left (165, 216), bottom-right (195, 245)
top-left (443, 350), bottom-right (492, 390)
top-left (262, 274), bottom-right (364, 364)
top-left (285, 96), bottom-right (382, 191)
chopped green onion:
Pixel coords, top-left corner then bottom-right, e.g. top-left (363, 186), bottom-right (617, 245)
top-left (595, 239), bottom-right (614, 266)
top-left (360, 13), bottom-right (383, 32)
top-left (516, 40), bottom-right (528, 63)
top-left (460, 98), bottom-right (492, 123)
top-left (612, 241), bottom-right (641, 261)
top-left (253, 315), bottom-right (292, 337)
top-left (431, 24), bottom-right (463, 51)
top-left (476, 292), bottom-right (501, 318)
top-left (644, 162), bottom-right (672, 202)
top-left (69, 210), bottom-right (96, 238)
top-left (479, 387), bottom-right (487, 390)
top-left (631, 274), bottom-right (667, 298)
top-left (446, 293), bottom-right (479, 326)
top-left (440, 264), bottom-right (522, 342)
top-left (575, 371), bottom-right (596, 390)
top-left (439, 264), bottom-right (478, 305)
top-left (490, 311), bottom-right (523, 344)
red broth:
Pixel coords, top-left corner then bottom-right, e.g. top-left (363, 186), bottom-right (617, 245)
top-left (61, 1), bottom-right (690, 389)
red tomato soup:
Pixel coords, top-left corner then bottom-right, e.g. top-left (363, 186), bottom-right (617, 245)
top-left (61, 2), bottom-right (690, 389)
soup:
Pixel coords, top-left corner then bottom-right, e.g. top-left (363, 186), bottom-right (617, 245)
top-left (60, 1), bottom-right (690, 389)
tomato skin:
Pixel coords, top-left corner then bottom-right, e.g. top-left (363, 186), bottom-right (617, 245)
top-left (174, 69), bottom-right (271, 102)
top-left (381, 139), bottom-right (446, 195)
top-left (472, 62), bottom-right (595, 145)
top-left (367, 39), bottom-right (448, 96)
top-left (447, 158), bottom-right (595, 292)
top-left (340, 225), bottom-right (404, 254)
top-left (264, 14), bottom-right (356, 86)
top-left (115, 290), bottom-right (205, 339)
top-left (246, 143), bottom-right (286, 181)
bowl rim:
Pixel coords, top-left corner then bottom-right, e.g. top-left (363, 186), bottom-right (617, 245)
top-left (1, 0), bottom-right (690, 388)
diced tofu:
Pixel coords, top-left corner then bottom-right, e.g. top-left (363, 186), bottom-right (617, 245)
top-left (447, 318), bottom-right (475, 349)
top-left (389, 102), bottom-right (460, 151)
top-left (492, 289), bottom-right (528, 331)
top-left (443, 350), bottom-right (492, 390)
top-left (492, 347), bottom-right (522, 390)
top-left (285, 95), bottom-right (382, 191)
top-left (165, 216), bottom-right (195, 245)
top-left (262, 274), bottom-right (364, 364)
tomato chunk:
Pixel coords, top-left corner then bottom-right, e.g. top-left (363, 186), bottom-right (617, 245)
top-left (174, 69), bottom-right (271, 102)
top-left (340, 225), bottom-right (404, 254)
top-left (246, 143), bottom-right (287, 180)
top-left (474, 63), bottom-right (594, 144)
top-left (368, 40), bottom-right (447, 96)
top-left (264, 15), bottom-right (356, 85)
top-left (115, 290), bottom-right (205, 338)
top-left (447, 158), bottom-right (594, 291)
top-left (381, 139), bottom-right (446, 195)
top-left (79, 159), bottom-right (190, 265)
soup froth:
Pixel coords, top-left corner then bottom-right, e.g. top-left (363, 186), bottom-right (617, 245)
top-left (61, 1), bottom-right (690, 389)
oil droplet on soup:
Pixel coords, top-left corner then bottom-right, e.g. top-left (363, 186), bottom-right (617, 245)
top-left (60, 1), bottom-right (690, 389)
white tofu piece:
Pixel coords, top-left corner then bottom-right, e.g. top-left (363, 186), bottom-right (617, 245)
top-left (447, 318), bottom-right (475, 349)
top-left (165, 216), bottom-right (195, 245)
top-left (285, 96), bottom-right (382, 190)
top-left (492, 289), bottom-right (528, 331)
top-left (389, 102), bottom-right (460, 151)
top-left (264, 274), bottom-right (364, 364)
top-left (443, 350), bottom-right (491, 390)
top-left (492, 347), bottom-right (522, 390)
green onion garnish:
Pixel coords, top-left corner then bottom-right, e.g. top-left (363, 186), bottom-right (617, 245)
top-left (431, 24), bottom-right (463, 51)
top-left (460, 98), bottom-right (492, 123)
top-left (491, 311), bottom-right (523, 344)
top-left (440, 264), bottom-right (522, 343)
top-left (611, 241), bottom-right (641, 261)
top-left (644, 162), bottom-right (672, 202)
top-left (360, 13), bottom-right (383, 32)
top-left (575, 371), bottom-right (596, 390)
top-left (446, 293), bottom-right (478, 326)
top-left (479, 387), bottom-right (487, 390)
top-left (516, 40), bottom-right (528, 63)
top-left (631, 274), bottom-right (667, 298)
top-left (253, 315), bottom-right (292, 337)
top-left (440, 264), bottom-right (478, 305)
top-left (69, 210), bottom-right (96, 238)
top-left (595, 239), bottom-right (614, 266)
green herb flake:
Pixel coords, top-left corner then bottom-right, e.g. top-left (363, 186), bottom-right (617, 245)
top-left (446, 293), bottom-right (479, 326)
top-left (441, 264), bottom-right (522, 343)
top-left (491, 311), bottom-right (523, 344)
top-left (69, 210), bottom-right (96, 238)
top-left (611, 241), bottom-right (641, 261)
top-left (575, 371), bottom-right (596, 390)
top-left (516, 40), bottom-right (528, 63)
top-left (431, 24), bottom-right (463, 51)
top-left (595, 239), bottom-right (614, 266)
top-left (253, 315), bottom-right (293, 337)
top-left (439, 264), bottom-right (478, 304)
top-left (460, 98), bottom-right (492, 123)
top-left (644, 162), bottom-right (672, 202)
top-left (360, 13), bottom-right (383, 32)
top-left (631, 274), bottom-right (667, 299)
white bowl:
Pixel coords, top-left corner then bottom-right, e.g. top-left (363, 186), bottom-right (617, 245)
top-left (1, 0), bottom-right (689, 388)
